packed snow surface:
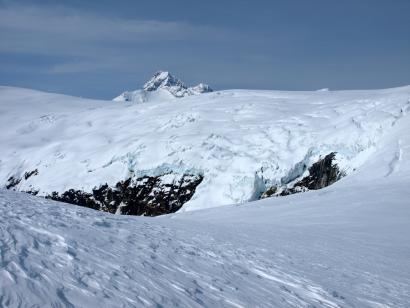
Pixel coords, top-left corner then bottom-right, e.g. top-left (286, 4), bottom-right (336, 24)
top-left (1, 171), bottom-right (409, 306)
top-left (1, 85), bottom-right (410, 211)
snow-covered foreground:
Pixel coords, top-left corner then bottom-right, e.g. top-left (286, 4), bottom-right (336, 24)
top-left (1, 175), bottom-right (409, 307)
top-left (1, 81), bottom-right (410, 306)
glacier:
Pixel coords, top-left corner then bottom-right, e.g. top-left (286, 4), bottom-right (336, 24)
top-left (1, 145), bottom-right (409, 306)
top-left (1, 83), bottom-right (409, 212)
top-left (0, 81), bottom-right (410, 306)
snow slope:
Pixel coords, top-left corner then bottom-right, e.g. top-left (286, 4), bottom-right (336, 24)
top-left (1, 148), bottom-right (409, 307)
top-left (0, 83), bottom-right (409, 306)
top-left (1, 85), bottom-right (409, 211)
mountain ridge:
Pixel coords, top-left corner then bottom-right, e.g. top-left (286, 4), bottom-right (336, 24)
top-left (113, 71), bottom-right (213, 103)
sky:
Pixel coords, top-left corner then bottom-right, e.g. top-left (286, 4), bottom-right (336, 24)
top-left (0, 0), bottom-right (409, 99)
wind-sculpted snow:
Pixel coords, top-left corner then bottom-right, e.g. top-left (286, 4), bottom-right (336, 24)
top-left (1, 85), bottom-right (410, 212)
top-left (1, 172), bottom-right (409, 307)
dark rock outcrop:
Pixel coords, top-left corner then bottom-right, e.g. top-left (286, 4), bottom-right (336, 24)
top-left (5, 169), bottom-right (39, 190)
top-left (293, 152), bottom-right (342, 190)
top-left (46, 173), bottom-right (203, 216)
top-left (262, 152), bottom-right (345, 198)
top-left (47, 189), bottom-right (99, 210)
top-left (6, 176), bottom-right (21, 190)
top-left (25, 189), bottom-right (39, 196)
top-left (24, 169), bottom-right (38, 180)
top-left (143, 71), bottom-right (187, 93)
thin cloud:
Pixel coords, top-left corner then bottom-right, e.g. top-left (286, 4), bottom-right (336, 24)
top-left (0, 4), bottom-right (244, 75)
top-left (0, 5), bottom-right (216, 56)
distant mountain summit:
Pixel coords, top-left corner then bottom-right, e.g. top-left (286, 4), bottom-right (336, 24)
top-left (143, 71), bottom-right (187, 95)
top-left (114, 71), bottom-right (213, 103)
top-left (190, 83), bottom-right (213, 94)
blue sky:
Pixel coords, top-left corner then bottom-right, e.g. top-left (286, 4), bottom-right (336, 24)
top-left (0, 0), bottom-right (409, 99)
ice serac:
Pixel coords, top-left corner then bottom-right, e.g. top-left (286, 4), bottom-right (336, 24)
top-left (113, 71), bottom-right (213, 102)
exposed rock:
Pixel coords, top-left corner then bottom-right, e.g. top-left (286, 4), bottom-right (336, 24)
top-left (261, 152), bottom-right (345, 199)
top-left (294, 152), bottom-right (343, 190)
top-left (278, 186), bottom-right (308, 197)
top-left (47, 189), bottom-right (99, 211)
top-left (25, 189), bottom-right (39, 196)
top-left (24, 169), bottom-right (38, 180)
top-left (6, 176), bottom-right (21, 190)
top-left (46, 173), bottom-right (203, 216)
top-left (143, 71), bottom-right (187, 95)
top-left (114, 71), bottom-right (213, 102)
top-left (263, 186), bottom-right (277, 198)
top-left (5, 169), bottom-right (39, 190)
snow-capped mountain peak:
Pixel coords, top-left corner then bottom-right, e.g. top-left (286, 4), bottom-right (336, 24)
top-left (143, 71), bottom-right (186, 92)
top-left (113, 71), bottom-right (213, 103)
top-left (190, 82), bottom-right (213, 94)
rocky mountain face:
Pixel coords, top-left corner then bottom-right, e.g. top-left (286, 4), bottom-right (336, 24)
top-left (5, 153), bottom-right (345, 216)
top-left (7, 172), bottom-right (203, 216)
top-left (114, 71), bottom-right (213, 102)
top-left (261, 153), bottom-right (345, 198)
top-left (143, 71), bottom-right (187, 97)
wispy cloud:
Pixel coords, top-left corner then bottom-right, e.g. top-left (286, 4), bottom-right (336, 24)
top-left (0, 5), bottom-right (203, 43)
top-left (0, 4), bottom-right (224, 73)
top-left (0, 2), bottom-right (290, 94)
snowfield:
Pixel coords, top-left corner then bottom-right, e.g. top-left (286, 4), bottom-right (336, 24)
top-left (0, 82), bottom-right (410, 307)
top-left (1, 83), bottom-right (410, 211)
top-left (1, 174), bottom-right (409, 307)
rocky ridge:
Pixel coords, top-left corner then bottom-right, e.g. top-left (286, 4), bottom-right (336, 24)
top-left (114, 71), bottom-right (213, 102)
top-left (6, 171), bottom-right (203, 216)
top-left (261, 153), bottom-right (345, 198)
